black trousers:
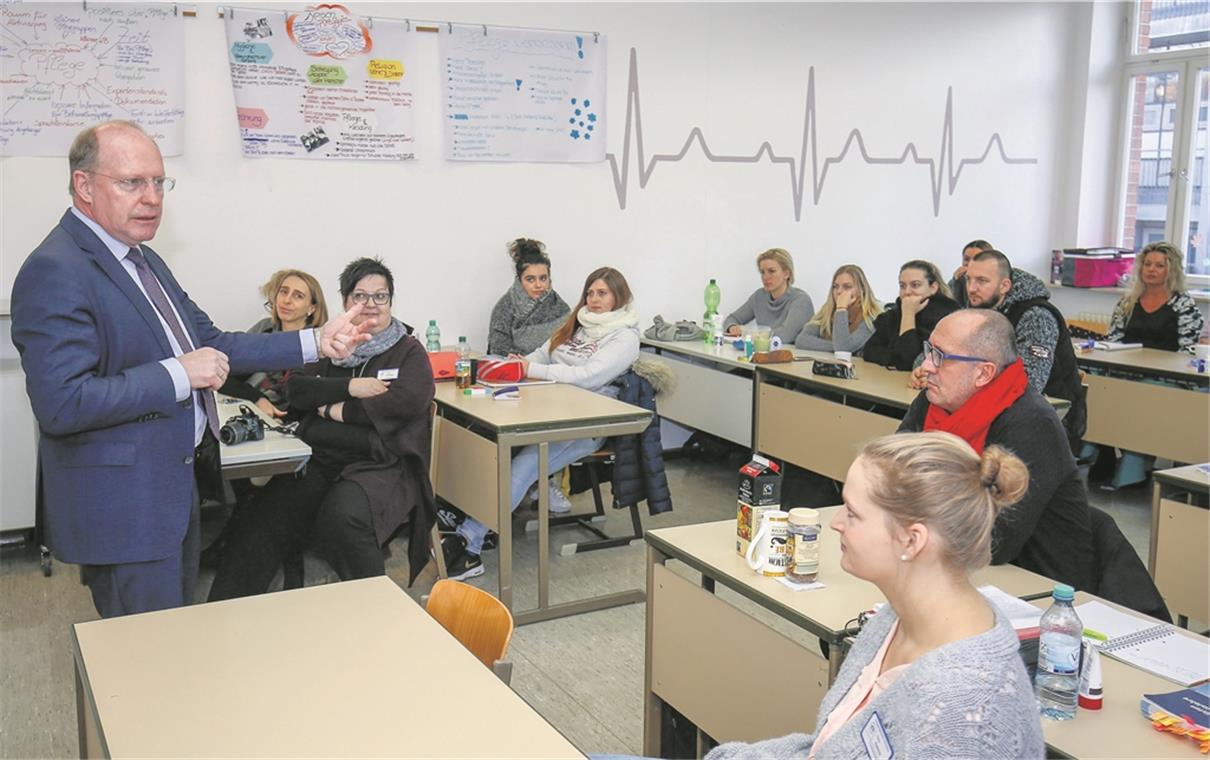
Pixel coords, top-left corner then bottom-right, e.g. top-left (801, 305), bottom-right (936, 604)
top-left (207, 465), bottom-right (383, 601)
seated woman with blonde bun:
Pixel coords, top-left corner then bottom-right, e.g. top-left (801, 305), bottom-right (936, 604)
top-left (707, 432), bottom-right (1044, 760)
top-left (795, 264), bottom-right (880, 353)
top-left (723, 247), bottom-right (815, 343)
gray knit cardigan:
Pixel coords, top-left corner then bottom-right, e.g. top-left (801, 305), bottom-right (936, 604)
top-left (707, 605), bottom-right (1045, 759)
top-left (486, 280), bottom-right (571, 356)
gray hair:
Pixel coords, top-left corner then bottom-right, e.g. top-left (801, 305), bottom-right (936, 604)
top-left (68, 120), bottom-right (149, 197)
top-left (960, 309), bottom-right (1018, 369)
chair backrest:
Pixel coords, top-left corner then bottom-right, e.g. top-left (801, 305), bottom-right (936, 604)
top-left (425, 579), bottom-right (514, 668)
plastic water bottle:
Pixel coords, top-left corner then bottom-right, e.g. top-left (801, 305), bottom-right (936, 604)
top-left (703, 278), bottom-right (721, 343)
top-left (425, 320), bottom-right (441, 352)
top-left (1035, 583), bottom-right (1083, 720)
top-left (455, 336), bottom-right (472, 389)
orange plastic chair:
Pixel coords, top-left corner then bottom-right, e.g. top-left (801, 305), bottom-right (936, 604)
top-left (425, 579), bottom-right (514, 683)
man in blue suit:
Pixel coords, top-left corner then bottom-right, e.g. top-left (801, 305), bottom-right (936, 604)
top-left (11, 120), bottom-right (371, 618)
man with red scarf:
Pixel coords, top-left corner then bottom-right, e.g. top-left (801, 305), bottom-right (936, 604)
top-left (897, 309), bottom-right (1095, 591)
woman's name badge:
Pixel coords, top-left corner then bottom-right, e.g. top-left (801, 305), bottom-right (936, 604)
top-left (860, 712), bottom-right (893, 760)
top-left (377, 369), bottom-right (399, 380)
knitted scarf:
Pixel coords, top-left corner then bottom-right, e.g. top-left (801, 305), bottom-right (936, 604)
top-left (576, 302), bottom-right (639, 339)
top-left (923, 359), bottom-right (1028, 454)
top-left (502, 280), bottom-right (570, 352)
top-left (331, 317), bottom-right (407, 368)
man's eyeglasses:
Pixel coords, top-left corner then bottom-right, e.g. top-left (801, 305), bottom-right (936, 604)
top-left (350, 291), bottom-right (391, 306)
top-left (88, 171), bottom-right (176, 194)
top-left (922, 340), bottom-right (990, 369)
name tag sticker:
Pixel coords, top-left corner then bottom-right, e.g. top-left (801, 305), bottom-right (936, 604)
top-left (377, 369), bottom-right (399, 380)
top-left (860, 711), bottom-right (893, 760)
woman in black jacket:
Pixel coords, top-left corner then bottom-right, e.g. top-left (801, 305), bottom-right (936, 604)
top-left (862, 260), bottom-right (959, 370)
top-left (209, 258), bottom-right (436, 599)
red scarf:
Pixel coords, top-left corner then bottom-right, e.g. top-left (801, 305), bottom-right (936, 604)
top-left (923, 359), bottom-right (1028, 454)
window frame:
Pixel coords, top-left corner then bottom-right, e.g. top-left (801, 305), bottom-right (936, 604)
top-left (1118, 2), bottom-right (1209, 283)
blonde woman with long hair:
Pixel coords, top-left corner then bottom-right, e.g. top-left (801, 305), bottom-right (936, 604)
top-left (796, 264), bottom-right (881, 353)
top-left (1096, 242), bottom-right (1205, 490)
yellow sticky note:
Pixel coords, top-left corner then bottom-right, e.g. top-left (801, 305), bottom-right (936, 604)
top-left (368, 59), bottom-right (403, 80)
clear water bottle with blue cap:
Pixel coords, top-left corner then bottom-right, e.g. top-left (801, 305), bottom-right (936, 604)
top-left (1035, 583), bottom-right (1083, 720)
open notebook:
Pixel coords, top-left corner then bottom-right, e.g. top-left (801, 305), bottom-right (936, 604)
top-left (1077, 600), bottom-right (1210, 686)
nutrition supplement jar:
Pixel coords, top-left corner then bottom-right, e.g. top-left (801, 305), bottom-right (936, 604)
top-left (786, 508), bottom-right (820, 584)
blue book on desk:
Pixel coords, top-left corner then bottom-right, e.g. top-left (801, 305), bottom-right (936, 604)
top-left (1140, 683), bottom-right (1210, 731)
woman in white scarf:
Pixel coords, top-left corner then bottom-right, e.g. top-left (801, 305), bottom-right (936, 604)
top-left (443, 267), bottom-right (641, 580)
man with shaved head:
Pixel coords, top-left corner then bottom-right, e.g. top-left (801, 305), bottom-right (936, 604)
top-left (11, 120), bottom-right (371, 618)
top-left (897, 309), bottom-right (1095, 591)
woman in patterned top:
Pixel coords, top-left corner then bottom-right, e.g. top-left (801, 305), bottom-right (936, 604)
top-left (1098, 242), bottom-right (1205, 489)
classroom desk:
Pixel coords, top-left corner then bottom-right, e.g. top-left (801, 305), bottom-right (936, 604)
top-left (1149, 463), bottom-right (1210, 627)
top-left (1034, 591), bottom-right (1206, 759)
top-left (432, 382), bottom-right (653, 625)
top-left (641, 337), bottom-right (770, 447)
top-left (71, 576), bottom-right (583, 759)
top-left (215, 394), bottom-right (311, 479)
top-left (754, 358), bottom-right (919, 481)
top-left (642, 510), bottom-right (1055, 755)
top-left (1075, 344), bottom-right (1209, 464)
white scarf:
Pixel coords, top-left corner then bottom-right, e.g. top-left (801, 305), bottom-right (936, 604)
top-left (576, 302), bottom-right (639, 339)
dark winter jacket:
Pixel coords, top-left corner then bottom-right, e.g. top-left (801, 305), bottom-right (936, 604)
top-left (900, 386), bottom-right (1096, 593)
top-left (996, 268), bottom-right (1086, 452)
top-left (862, 292), bottom-right (960, 370)
top-left (611, 370), bottom-right (672, 515)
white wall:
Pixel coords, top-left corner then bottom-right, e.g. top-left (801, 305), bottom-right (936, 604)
top-left (1, 1), bottom-right (1103, 349)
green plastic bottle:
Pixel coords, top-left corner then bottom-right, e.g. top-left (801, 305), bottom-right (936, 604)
top-left (703, 279), bottom-right (721, 342)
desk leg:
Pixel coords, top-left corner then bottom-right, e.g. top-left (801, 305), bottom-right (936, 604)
top-left (497, 437), bottom-right (514, 612)
top-left (1148, 480), bottom-right (1161, 576)
top-left (751, 370), bottom-right (762, 457)
top-left (537, 442), bottom-right (550, 611)
top-left (75, 657), bottom-right (104, 758)
top-left (644, 542), bottom-right (667, 757)
top-left (828, 641), bottom-right (845, 682)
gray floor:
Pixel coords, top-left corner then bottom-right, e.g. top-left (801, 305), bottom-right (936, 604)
top-left (0, 454), bottom-right (1154, 758)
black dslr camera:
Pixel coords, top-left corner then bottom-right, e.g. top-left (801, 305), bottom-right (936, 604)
top-left (220, 404), bottom-right (265, 446)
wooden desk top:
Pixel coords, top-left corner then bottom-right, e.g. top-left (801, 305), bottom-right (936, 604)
top-left (1153, 463), bottom-right (1210, 493)
top-left (1033, 592), bottom-right (1200, 759)
top-left (646, 510), bottom-right (1054, 639)
top-left (216, 394), bottom-right (311, 468)
top-left (72, 577), bottom-right (583, 758)
top-left (756, 358), bottom-right (920, 409)
top-left (1074, 341), bottom-right (1207, 383)
top-left (434, 381), bottom-right (651, 433)
top-left (644, 337), bottom-right (792, 369)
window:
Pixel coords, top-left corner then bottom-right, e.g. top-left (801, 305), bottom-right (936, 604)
top-left (1119, 1), bottom-right (1210, 276)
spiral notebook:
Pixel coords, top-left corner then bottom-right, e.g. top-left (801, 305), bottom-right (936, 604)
top-left (1077, 601), bottom-right (1210, 686)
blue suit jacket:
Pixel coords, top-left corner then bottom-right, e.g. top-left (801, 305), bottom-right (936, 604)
top-left (12, 210), bottom-right (305, 565)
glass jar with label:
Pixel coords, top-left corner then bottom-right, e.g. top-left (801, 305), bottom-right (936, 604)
top-left (786, 508), bottom-right (820, 584)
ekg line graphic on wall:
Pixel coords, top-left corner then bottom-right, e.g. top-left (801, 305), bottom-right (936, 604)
top-left (605, 48), bottom-right (1038, 220)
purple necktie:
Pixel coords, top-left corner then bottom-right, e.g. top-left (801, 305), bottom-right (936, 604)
top-left (126, 247), bottom-right (221, 441)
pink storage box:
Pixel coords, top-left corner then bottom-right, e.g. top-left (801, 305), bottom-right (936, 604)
top-left (1060, 251), bottom-right (1134, 288)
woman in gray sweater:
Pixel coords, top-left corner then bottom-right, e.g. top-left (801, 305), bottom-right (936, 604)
top-left (795, 264), bottom-right (880, 354)
top-left (723, 247), bottom-right (815, 343)
top-left (487, 238), bottom-right (570, 356)
top-left (709, 432), bottom-right (1044, 760)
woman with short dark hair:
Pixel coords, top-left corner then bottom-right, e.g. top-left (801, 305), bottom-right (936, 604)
top-left (209, 257), bottom-right (437, 598)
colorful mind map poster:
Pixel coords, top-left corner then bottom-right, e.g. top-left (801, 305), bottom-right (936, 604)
top-left (224, 5), bottom-right (417, 161)
top-left (440, 26), bottom-right (606, 163)
top-left (0, 3), bottom-right (184, 157)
